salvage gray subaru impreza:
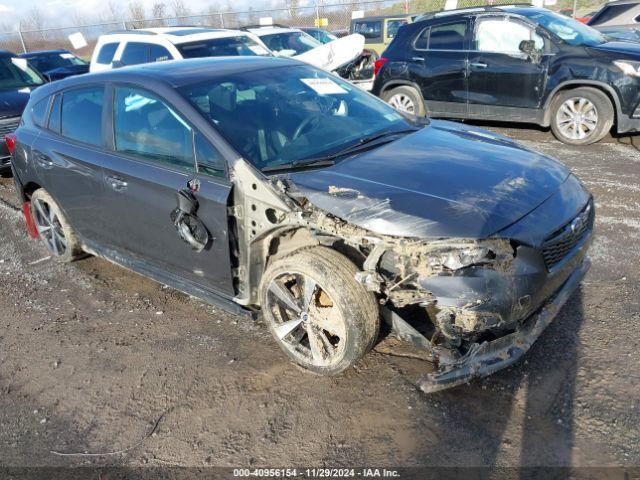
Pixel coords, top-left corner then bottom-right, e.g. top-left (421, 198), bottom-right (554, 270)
top-left (7, 57), bottom-right (593, 392)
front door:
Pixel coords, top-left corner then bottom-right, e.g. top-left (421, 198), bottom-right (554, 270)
top-left (101, 85), bottom-right (235, 296)
top-left (410, 19), bottom-right (470, 116)
top-left (467, 15), bottom-right (548, 115)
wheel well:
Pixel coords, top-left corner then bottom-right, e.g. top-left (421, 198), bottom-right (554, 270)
top-left (21, 182), bottom-right (41, 201)
top-left (545, 83), bottom-right (619, 127)
top-left (380, 81), bottom-right (423, 98)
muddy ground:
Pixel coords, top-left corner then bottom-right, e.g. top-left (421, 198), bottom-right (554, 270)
top-left (0, 124), bottom-right (638, 472)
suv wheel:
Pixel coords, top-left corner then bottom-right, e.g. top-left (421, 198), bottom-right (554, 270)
top-left (550, 87), bottom-right (613, 145)
top-left (260, 247), bottom-right (380, 375)
top-left (382, 86), bottom-right (426, 116)
top-left (31, 189), bottom-right (83, 262)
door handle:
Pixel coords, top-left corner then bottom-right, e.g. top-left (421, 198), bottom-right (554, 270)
top-left (411, 56), bottom-right (425, 62)
top-left (33, 152), bottom-right (53, 169)
top-left (105, 175), bottom-right (128, 192)
top-left (470, 62), bottom-right (488, 69)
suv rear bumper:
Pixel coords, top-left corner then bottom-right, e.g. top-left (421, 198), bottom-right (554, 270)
top-left (418, 256), bottom-right (590, 393)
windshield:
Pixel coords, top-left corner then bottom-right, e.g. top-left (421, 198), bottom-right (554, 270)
top-left (260, 32), bottom-right (321, 56)
top-left (179, 64), bottom-right (410, 171)
top-left (514, 9), bottom-right (607, 46)
top-left (177, 36), bottom-right (271, 58)
top-left (25, 52), bottom-right (86, 72)
top-left (0, 57), bottom-right (44, 90)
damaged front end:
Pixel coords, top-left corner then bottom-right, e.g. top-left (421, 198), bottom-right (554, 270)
top-left (227, 148), bottom-right (593, 392)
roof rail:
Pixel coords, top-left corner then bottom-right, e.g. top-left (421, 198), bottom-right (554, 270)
top-left (414, 3), bottom-right (534, 22)
top-left (106, 29), bottom-right (158, 35)
top-left (239, 23), bottom-right (291, 31)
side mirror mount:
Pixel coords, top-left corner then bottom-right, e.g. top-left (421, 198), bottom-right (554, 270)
top-left (519, 39), bottom-right (541, 63)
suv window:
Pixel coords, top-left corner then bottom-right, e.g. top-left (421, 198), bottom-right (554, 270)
top-left (149, 44), bottom-right (172, 62)
top-left (31, 97), bottom-right (49, 128)
top-left (48, 94), bottom-right (61, 133)
top-left (61, 87), bottom-right (104, 146)
top-left (475, 18), bottom-right (544, 53)
top-left (353, 20), bottom-right (382, 42)
top-left (387, 19), bottom-right (408, 39)
top-left (415, 21), bottom-right (467, 50)
top-left (120, 42), bottom-right (149, 66)
top-left (590, 3), bottom-right (636, 25)
top-left (114, 86), bottom-right (195, 172)
top-left (96, 42), bottom-right (119, 65)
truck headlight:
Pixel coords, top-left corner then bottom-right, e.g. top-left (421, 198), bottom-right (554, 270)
top-left (614, 60), bottom-right (640, 77)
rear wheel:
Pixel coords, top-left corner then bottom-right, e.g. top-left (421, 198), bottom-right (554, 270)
top-left (260, 247), bottom-right (380, 375)
top-left (550, 87), bottom-right (613, 145)
top-left (30, 189), bottom-right (83, 262)
top-left (382, 85), bottom-right (426, 116)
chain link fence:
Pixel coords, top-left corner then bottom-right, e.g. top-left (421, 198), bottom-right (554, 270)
top-left (1, 0), bottom-right (530, 56)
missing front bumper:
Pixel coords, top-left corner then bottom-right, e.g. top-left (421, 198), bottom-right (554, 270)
top-left (417, 257), bottom-right (590, 393)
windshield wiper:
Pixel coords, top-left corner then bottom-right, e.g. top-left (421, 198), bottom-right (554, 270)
top-left (261, 128), bottom-right (419, 174)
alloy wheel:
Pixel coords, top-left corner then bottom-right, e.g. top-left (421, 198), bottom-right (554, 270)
top-left (32, 198), bottom-right (67, 256)
top-left (266, 272), bottom-right (346, 367)
top-left (388, 93), bottom-right (416, 114)
top-left (556, 97), bottom-right (599, 141)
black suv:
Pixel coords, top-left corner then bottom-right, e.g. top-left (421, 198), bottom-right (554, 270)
top-left (373, 5), bottom-right (640, 145)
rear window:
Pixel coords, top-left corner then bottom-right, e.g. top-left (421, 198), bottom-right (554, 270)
top-left (415, 21), bottom-right (467, 50)
top-left (177, 36), bottom-right (270, 58)
top-left (120, 42), bottom-right (149, 66)
top-left (31, 97), bottom-right (49, 128)
top-left (353, 20), bottom-right (382, 42)
top-left (61, 87), bottom-right (104, 147)
top-left (96, 42), bottom-right (119, 65)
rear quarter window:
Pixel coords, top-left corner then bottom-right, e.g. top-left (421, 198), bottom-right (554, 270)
top-left (31, 97), bottom-right (50, 128)
top-left (96, 42), bottom-right (119, 65)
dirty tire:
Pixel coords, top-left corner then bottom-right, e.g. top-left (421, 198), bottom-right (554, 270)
top-left (550, 87), bottom-right (613, 145)
top-left (260, 246), bottom-right (380, 376)
top-left (30, 189), bottom-right (83, 263)
top-left (382, 86), bottom-right (426, 117)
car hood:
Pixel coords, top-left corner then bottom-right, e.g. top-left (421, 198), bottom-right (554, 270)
top-left (0, 88), bottom-right (31, 118)
top-left (286, 120), bottom-right (570, 239)
top-left (589, 39), bottom-right (640, 56)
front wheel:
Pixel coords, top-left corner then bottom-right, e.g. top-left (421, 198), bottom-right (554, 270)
top-left (382, 86), bottom-right (426, 116)
top-left (550, 87), bottom-right (613, 145)
top-left (260, 247), bottom-right (380, 375)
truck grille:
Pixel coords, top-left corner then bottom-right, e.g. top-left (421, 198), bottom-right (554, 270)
top-left (542, 201), bottom-right (594, 269)
top-left (0, 116), bottom-right (20, 137)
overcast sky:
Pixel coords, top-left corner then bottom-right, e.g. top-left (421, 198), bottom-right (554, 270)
top-left (0, 0), bottom-right (307, 29)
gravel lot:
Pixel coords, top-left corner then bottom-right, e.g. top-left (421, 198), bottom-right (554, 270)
top-left (0, 124), bottom-right (638, 470)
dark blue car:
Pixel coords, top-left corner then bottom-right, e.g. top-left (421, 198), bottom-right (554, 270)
top-left (0, 50), bottom-right (45, 172)
top-left (19, 50), bottom-right (89, 82)
top-left (8, 57), bottom-right (593, 392)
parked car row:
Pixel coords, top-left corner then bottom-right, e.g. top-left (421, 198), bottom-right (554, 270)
top-left (373, 4), bottom-right (640, 145)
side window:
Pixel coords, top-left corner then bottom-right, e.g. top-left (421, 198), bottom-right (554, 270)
top-left (415, 27), bottom-right (430, 50)
top-left (475, 18), bottom-right (544, 54)
top-left (96, 42), bottom-right (119, 65)
top-left (31, 97), bottom-right (49, 128)
top-left (353, 20), bottom-right (382, 42)
top-left (61, 87), bottom-right (104, 147)
top-left (195, 132), bottom-right (225, 178)
top-left (149, 44), bottom-right (172, 63)
top-left (425, 21), bottom-right (467, 50)
top-left (48, 94), bottom-right (61, 133)
top-left (120, 42), bottom-right (149, 66)
top-left (387, 19), bottom-right (408, 39)
top-left (113, 86), bottom-right (195, 172)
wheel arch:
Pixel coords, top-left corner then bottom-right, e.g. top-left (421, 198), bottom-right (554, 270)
top-left (543, 80), bottom-right (621, 128)
top-left (378, 79), bottom-right (425, 100)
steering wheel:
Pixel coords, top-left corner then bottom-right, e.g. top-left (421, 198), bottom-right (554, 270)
top-left (292, 115), bottom-right (321, 141)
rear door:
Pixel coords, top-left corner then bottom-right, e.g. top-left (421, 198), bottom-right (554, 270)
top-left (410, 19), bottom-right (470, 116)
top-left (32, 85), bottom-right (111, 244)
top-left (467, 15), bottom-right (548, 114)
top-left (100, 85), bottom-right (235, 295)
